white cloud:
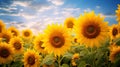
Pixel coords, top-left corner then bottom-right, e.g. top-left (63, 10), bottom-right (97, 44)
top-left (20, 13), bottom-right (36, 20)
top-left (63, 8), bottom-right (80, 11)
top-left (0, 13), bottom-right (20, 16)
top-left (15, 6), bottom-right (82, 34)
top-left (48, 0), bottom-right (64, 6)
top-left (1, 0), bottom-right (82, 35)
top-left (0, 7), bottom-right (17, 11)
top-left (99, 13), bottom-right (116, 18)
top-left (105, 15), bottom-right (116, 18)
top-left (96, 6), bottom-right (100, 9)
top-left (84, 8), bottom-right (91, 12)
top-left (38, 5), bottom-right (54, 12)
top-left (0, 6), bottom-right (18, 15)
top-left (12, 1), bottom-right (30, 7)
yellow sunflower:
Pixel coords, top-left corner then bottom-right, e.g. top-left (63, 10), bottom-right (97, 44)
top-left (72, 53), bottom-right (79, 60)
top-left (0, 20), bottom-right (6, 33)
top-left (64, 17), bottom-right (76, 29)
top-left (22, 29), bottom-right (33, 39)
top-left (23, 49), bottom-right (40, 67)
top-left (9, 37), bottom-right (23, 53)
top-left (74, 11), bottom-right (109, 47)
top-left (8, 26), bottom-right (20, 37)
top-left (109, 43), bottom-right (118, 51)
top-left (118, 23), bottom-right (120, 33)
top-left (33, 34), bottom-right (46, 54)
top-left (109, 24), bottom-right (119, 41)
top-left (116, 4), bottom-right (120, 22)
top-left (72, 36), bottom-right (78, 43)
top-left (42, 24), bottom-right (71, 56)
top-left (0, 42), bottom-right (14, 64)
top-left (0, 30), bottom-right (13, 43)
top-left (109, 45), bottom-right (120, 63)
top-left (71, 59), bottom-right (77, 67)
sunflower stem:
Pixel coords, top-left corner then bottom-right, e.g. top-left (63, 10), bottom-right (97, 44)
top-left (90, 47), bottom-right (96, 67)
top-left (90, 47), bottom-right (93, 52)
top-left (58, 56), bottom-right (62, 67)
top-left (58, 56), bottom-right (65, 67)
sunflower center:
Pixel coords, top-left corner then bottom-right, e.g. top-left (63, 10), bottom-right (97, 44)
top-left (83, 24), bottom-right (100, 39)
top-left (24, 32), bottom-right (30, 37)
top-left (27, 55), bottom-right (35, 65)
top-left (51, 36), bottom-right (65, 48)
top-left (54, 37), bottom-right (60, 43)
top-left (11, 30), bottom-right (17, 36)
top-left (112, 28), bottom-right (118, 36)
top-left (39, 41), bottom-right (44, 49)
top-left (13, 42), bottom-right (22, 50)
top-left (0, 48), bottom-right (10, 58)
top-left (67, 22), bottom-right (74, 28)
top-left (87, 26), bottom-right (95, 34)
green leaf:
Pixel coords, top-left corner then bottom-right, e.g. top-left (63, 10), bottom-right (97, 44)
top-left (112, 37), bottom-right (120, 46)
top-left (116, 38), bottom-right (120, 46)
top-left (63, 52), bottom-right (73, 59)
top-left (78, 61), bottom-right (86, 67)
top-left (41, 54), bottom-right (54, 65)
top-left (79, 49), bottom-right (88, 56)
top-left (10, 61), bottom-right (23, 67)
top-left (62, 52), bottom-right (73, 64)
top-left (70, 45), bottom-right (86, 53)
top-left (62, 64), bottom-right (69, 67)
top-left (62, 57), bottom-right (71, 64)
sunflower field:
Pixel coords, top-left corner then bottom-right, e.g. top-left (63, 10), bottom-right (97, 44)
top-left (0, 4), bottom-right (120, 67)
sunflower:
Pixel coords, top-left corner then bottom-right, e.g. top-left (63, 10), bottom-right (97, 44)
top-left (74, 11), bottom-right (109, 47)
top-left (9, 37), bottom-right (23, 53)
top-left (0, 30), bottom-right (13, 43)
top-left (116, 4), bottom-right (120, 22)
top-left (8, 26), bottom-right (20, 37)
top-left (0, 20), bottom-right (6, 33)
top-left (118, 23), bottom-right (120, 33)
top-left (22, 29), bottom-right (33, 39)
top-left (71, 59), bottom-right (77, 67)
top-left (42, 24), bottom-right (71, 56)
top-left (72, 36), bottom-right (78, 43)
top-left (109, 45), bottom-right (120, 63)
top-left (64, 17), bottom-right (76, 29)
top-left (109, 24), bottom-right (119, 41)
top-left (23, 49), bottom-right (40, 67)
top-left (71, 36), bottom-right (79, 45)
top-left (72, 53), bottom-right (79, 60)
top-left (109, 43), bottom-right (117, 51)
top-left (0, 42), bottom-right (14, 64)
top-left (33, 34), bottom-right (46, 54)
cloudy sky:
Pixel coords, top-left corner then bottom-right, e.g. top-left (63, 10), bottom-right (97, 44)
top-left (0, 0), bottom-right (120, 34)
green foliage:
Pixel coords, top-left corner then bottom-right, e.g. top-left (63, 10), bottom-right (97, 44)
top-left (10, 61), bottom-right (23, 67)
top-left (78, 61), bottom-right (86, 67)
top-left (41, 54), bottom-right (55, 65)
top-left (62, 64), bottom-right (69, 67)
top-left (63, 40), bottom-right (114, 67)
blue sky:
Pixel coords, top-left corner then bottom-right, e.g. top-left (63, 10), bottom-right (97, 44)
top-left (0, 0), bottom-right (120, 34)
